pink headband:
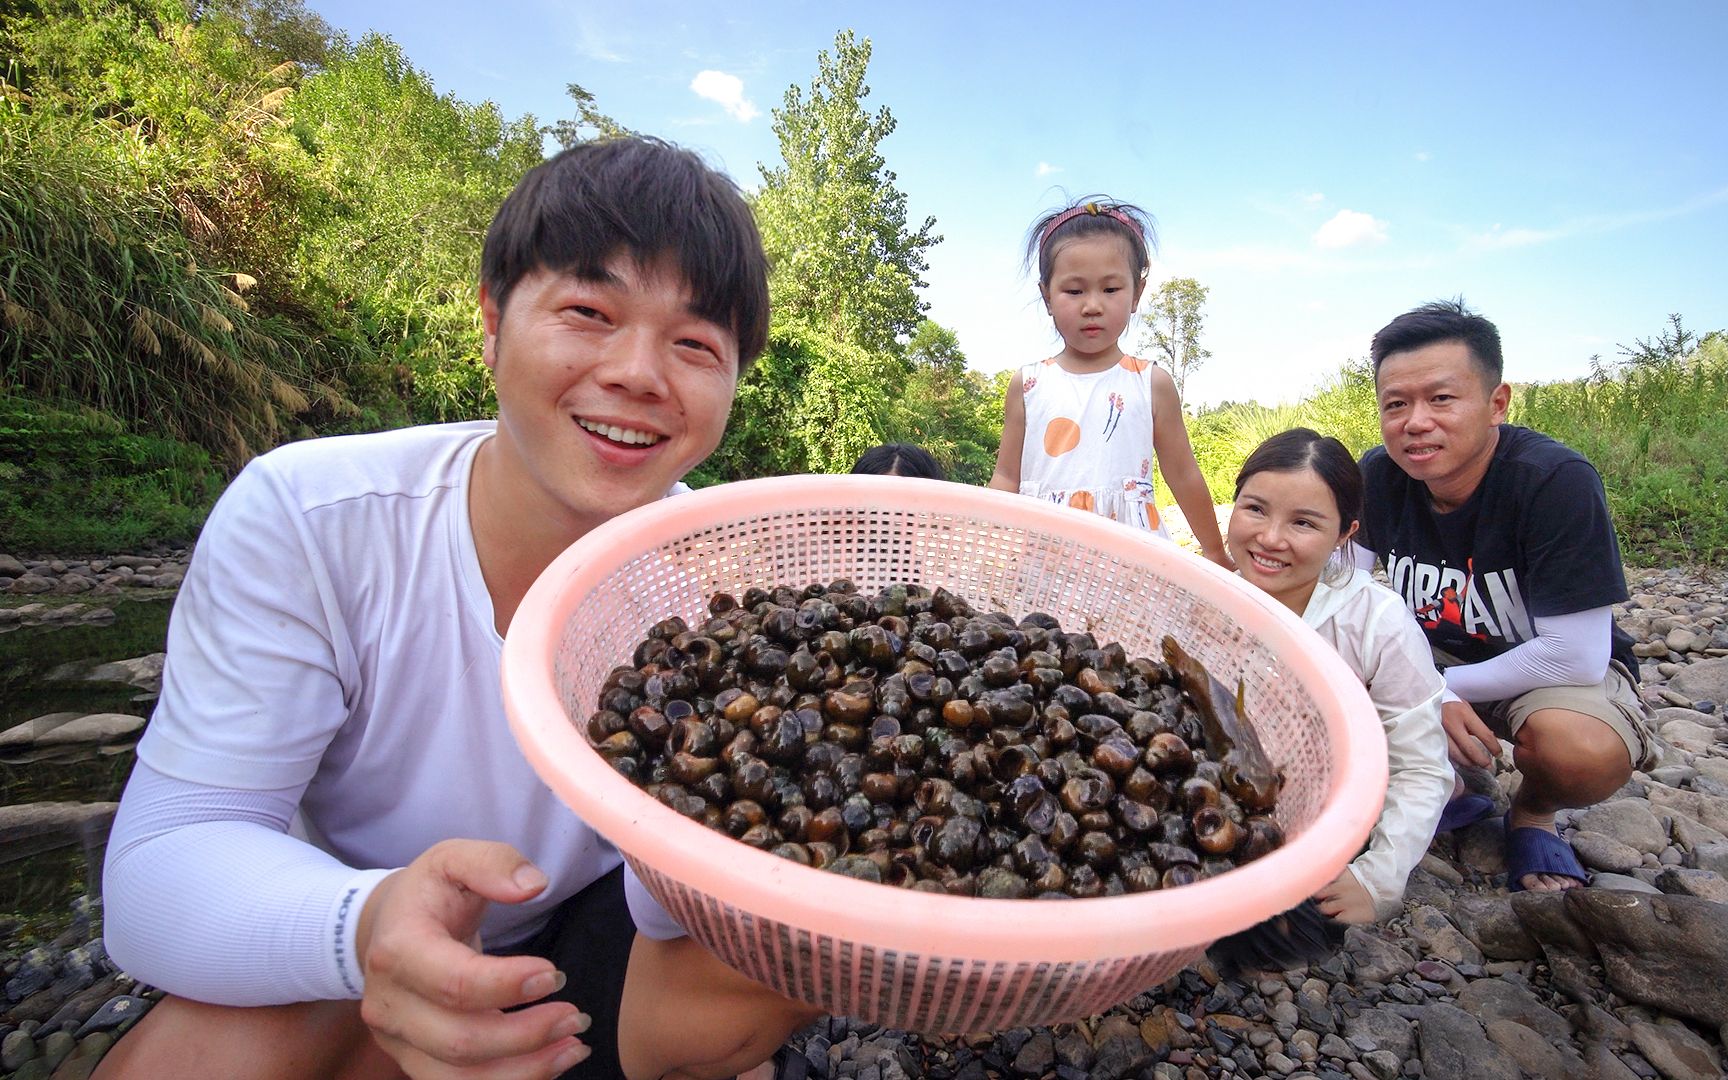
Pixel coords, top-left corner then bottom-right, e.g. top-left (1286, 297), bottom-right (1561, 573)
top-left (1039, 202), bottom-right (1144, 251)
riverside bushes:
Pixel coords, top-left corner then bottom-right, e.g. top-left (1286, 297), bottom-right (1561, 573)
top-left (0, 393), bottom-right (221, 552)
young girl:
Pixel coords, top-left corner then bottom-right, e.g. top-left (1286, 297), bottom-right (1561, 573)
top-left (989, 198), bottom-right (1231, 569)
top-left (1229, 428), bottom-right (1453, 922)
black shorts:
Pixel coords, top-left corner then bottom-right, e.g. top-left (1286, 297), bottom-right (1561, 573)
top-left (499, 865), bottom-right (636, 1080)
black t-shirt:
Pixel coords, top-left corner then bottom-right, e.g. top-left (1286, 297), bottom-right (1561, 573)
top-left (1358, 425), bottom-right (1635, 673)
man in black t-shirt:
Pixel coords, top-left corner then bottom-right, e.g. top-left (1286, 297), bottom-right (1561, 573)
top-left (1356, 300), bottom-right (1656, 893)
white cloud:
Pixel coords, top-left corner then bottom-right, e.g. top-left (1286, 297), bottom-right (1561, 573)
top-left (569, 12), bottom-right (626, 62)
top-left (1414, 151), bottom-right (1431, 163)
top-left (1313, 209), bottom-right (1389, 249)
top-left (1036, 161), bottom-right (1062, 177)
top-left (1464, 186), bottom-right (1728, 252)
top-left (1302, 192), bottom-right (1325, 206)
top-left (690, 70), bottom-right (760, 122)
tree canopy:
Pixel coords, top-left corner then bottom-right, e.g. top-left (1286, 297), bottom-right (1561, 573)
top-left (752, 30), bottom-right (939, 356)
top-left (1138, 277), bottom-right (1211, 403)
top-left (697, 31), bottom-right (999, 484)
top-left (3, 8), bottom-right (1007, 548)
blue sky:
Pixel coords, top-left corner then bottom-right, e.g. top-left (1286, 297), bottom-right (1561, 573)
top-left (309, 1), bottom-right (1727, 407)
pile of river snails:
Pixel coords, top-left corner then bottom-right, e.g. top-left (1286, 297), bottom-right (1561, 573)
top-left (588, 581), bottom-right (1288, 898)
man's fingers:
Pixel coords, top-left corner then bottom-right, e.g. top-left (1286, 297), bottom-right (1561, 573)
top-left (1468, 721), bottom-right (1502, 760)
top-left (1440, 707), bottom-right (1495, 769)
top-left (425, 840), bottom-right (551, 908)
top-left (375, 933), bottom-right (566, 1014)
top-left (1443, 729), bottom-right (1486, 770)
top-left (385, 1020), bottom-right (591, 1080)
top-left (1462, 737), bottom-right (1493, 768)
top-left (393, 1001), bottom-right (588, 1072)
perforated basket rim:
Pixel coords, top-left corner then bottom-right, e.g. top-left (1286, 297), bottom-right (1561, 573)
top-left (503, 475), bottom-right (1387, 963)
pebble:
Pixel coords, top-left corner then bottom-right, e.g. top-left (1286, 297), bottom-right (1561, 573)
top-left (2, 1029), bottom-right (37, 1070)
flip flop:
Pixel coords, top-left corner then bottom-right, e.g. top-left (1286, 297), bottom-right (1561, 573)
top-left (1504, 814), bottom-right (1588, 892)
top-left (1435, 792), bottom-right (1495, 833)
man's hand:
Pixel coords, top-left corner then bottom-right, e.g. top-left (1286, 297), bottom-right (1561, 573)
top-left (1440, 699), bottom-right (1499, 770)
top-left (357, 840), bottom-right (591, 1079)
top-left (1312, 869), bottom-right (1376, 924)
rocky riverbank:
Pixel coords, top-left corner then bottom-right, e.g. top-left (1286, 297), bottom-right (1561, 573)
top-left (0, 553), bottom-right (190, 602)
top-left (4, 559), bottom-right (1727, 1079)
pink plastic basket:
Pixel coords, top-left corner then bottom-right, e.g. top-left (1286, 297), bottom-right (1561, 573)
top-left (503, 476), bottom-right (1386, 1033)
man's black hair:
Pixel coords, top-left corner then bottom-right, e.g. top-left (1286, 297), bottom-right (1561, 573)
top-left (1370, 298), bottom-right (1504, 387)
top-left (481, 137), bottom-right (770, 366)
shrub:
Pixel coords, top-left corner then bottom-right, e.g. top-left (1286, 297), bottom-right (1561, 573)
top-left (0, 393), bottom-right (220, 552)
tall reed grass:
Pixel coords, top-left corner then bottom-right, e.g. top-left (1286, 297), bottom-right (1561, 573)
top-left (1509, 327), bottom-right (1728, 566)
top-left (0, 105), bottom-right (357, 466)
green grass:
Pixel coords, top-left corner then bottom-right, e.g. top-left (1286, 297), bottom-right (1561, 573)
top-left (0, 392), bottom-right (220, 552)
top-left (1508, 329), bottom-right (1728, 566)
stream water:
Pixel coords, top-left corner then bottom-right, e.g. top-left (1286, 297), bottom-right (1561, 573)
top-left (0, 599), bottom-right (171, 930)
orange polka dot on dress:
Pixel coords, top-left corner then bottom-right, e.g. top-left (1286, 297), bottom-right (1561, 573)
top-left (1015, 356), bottom-right (1167, 536)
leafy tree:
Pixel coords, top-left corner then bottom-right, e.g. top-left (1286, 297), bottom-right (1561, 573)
top-left (1137, 277), bottom-right (1211, 402)
top-left (203, 0), bottom-right (334, 70)
top-left (1618, 313), bottom-right (1697, 370)
top-left (906, 318), bottom-right (965, 376)
top-left (881, 320), bottom-right (1003, 485)
top-left (544, 81), bottom-right (631, 149)
top-left (287, 32), bottom-right (544, 419)
top-left (753, 29), bottom-right (939, 355)
top-left (698, 30), bottom-right (946, 483)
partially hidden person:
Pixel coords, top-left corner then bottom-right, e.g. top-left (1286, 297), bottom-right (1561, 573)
top-left (1355, 299), bottom-right (1658, 893)
top-left (96, 137), bottom-right (822, 1080)
top-left (1228, 429), bottom-right (1453, 922)
top-left (851, 443), bottom-right (947, 480)
top-left (987, 198), bottom-right (1233, 569)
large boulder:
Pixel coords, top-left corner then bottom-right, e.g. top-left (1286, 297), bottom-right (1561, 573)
top-left (1577, 798), bottom-right (1670, 854)
top-left (9, 713), bottom-right (144, 750)
top-left (0, 713), bottom-right (85, 750)
top-left (1669, 657), bottom-right (1728, 702)
top-left (1646, 785), bottom-right (1728, 835)
top-left (1412, 1004), bottom-right (1520, 1080)
top-left (1447, 894), bottom-right (1542, 961)
top-left (1627, 1020), bottom-right (1722, 1080)
top-left (1454, 978), bottom-right (1571, 1042)
top-left (1562, 890), bottom-right (1728, 1027)
top-left (0, 802), bottom-right (119, 860)
top-left (1405, 905), bottom-right (1483, 967)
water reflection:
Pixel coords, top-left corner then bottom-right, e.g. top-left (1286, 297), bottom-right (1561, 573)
top-left (1, 599), bottom-right (169, 929)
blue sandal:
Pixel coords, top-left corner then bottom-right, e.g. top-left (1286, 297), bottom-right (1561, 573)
top-left (1504, 814), bottom-right (1588, 892)
top-left (1435, 793), bottom-right (1495, 833)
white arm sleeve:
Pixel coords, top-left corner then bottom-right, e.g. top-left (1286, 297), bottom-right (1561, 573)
top-left (103, 761), bottom-right (396, 1004)
top-left (622, 867), bottom-right (687, 941)
top-left (1442, 606), bottom-right (1614, 704)
top-left (1340, 602), bottom-right (1454, 919)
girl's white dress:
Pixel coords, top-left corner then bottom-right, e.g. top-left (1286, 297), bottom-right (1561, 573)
top-left (1016, 356), bottom-right (1171, 538)
top-left (1301, 566), bottom-right (1453, 918)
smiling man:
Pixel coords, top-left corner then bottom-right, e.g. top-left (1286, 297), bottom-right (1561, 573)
top-left (96, 138), bottom-right (818, 1080)
top-left (1354, 300), bottom-right (1657, 894)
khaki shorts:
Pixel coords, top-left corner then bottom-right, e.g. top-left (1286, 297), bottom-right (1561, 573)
top-left (1433, 647), bottom-right (1658, 772)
